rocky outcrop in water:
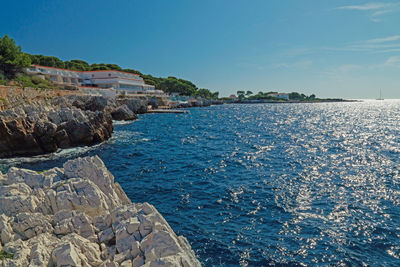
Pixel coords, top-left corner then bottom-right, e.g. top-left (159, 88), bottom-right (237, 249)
top-left (0, 90), bottom-right (220, 158)
top-left (111, 105), bottom-right (138, 121)
top-left (0, 156), bottom-right (201, 266)
top-left (117, 98), bottom-right (149, 114)
top-left (0, 102), bottom-right (113, 158)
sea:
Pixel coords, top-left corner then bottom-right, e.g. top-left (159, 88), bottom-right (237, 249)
top-left (1, 100), bottom-right (400, 266)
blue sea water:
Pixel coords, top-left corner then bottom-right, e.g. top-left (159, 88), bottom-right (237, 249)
top-left (2, 101), bottom-right (400, 266)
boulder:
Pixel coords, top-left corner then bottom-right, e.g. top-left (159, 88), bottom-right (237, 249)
top-left (83, 96), bottom-right (110, 112)
top-left (111, 104), bottom-right (137, 121)
top-left (51, 242), bottom-right (82, 266)
top-left (117, 98), bottom-right (148, 114)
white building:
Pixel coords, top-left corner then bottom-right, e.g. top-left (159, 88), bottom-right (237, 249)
top-left (267, 93), bottom-right (289, 100)
top-left (27, 65), bottom-right (156, 93)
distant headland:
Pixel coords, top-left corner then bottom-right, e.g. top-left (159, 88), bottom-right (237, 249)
top-left (222, 91), bottom-right (355, 104)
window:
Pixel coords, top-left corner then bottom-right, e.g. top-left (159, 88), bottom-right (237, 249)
top-left (108, 73), bottom-right (111, 77)
top-left (92, 74), bottom-right (94, 77)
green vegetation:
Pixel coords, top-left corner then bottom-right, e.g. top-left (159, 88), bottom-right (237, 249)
top-left (0, 34), bottom-right (219, 98)
top-left (54, 181), bottom-right (65, 189)
top-left (288, 92), bottom-right (315, 100)
top-left (14, 74), bottom-right (56, 89)
top-left (0, 35), bottom-right (31, 79)
top-left (0, 250), bottom-right (14, 260)
top-left (235, 90), bottom-right (320, 101)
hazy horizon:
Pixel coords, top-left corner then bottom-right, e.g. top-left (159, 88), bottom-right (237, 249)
top-left (1, 0), bottom-right (399, 98)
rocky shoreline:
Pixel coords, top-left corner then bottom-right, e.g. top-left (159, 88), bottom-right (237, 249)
top-left (0, 156), bottom-right (201, 266)
top-left (0, 90), bottom-right (217, 158)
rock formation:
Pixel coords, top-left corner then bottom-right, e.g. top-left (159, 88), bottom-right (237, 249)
top-left (0, 91), bottom-right (219, 158)
top-left (0, 102), bottom-right (113, 158)
top-left (0, 156), bottom-right (201, 266)
top-left (111, 105), bottom-right (138, 121)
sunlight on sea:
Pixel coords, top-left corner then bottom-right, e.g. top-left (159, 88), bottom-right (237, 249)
top-left (3, 100), bottom-right (400, 266)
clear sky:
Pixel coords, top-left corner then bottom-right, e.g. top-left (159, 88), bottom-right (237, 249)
top-left (1, 0), bottom-right (399, 98)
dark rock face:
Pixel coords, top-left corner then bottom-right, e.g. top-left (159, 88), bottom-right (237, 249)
top-left (0, 118), bottom-right (43, 157)
top-left (111, 104), bottom-right (138, 121)
top-left (83, 96), bottom-right (110, 112)
top-left (0, 103), bottom-right (113, 158)
top-left (117, 98), bottom-right (148, 114)
top-left (0, 92), bottom-right (214, 158)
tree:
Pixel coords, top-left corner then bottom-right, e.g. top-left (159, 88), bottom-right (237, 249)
top-left (90, 63), bottom-right (111, 70)
top-left (123, 68), bottom-right (142, 75)
top-left (288, 92), bottom-right (303, 100)
top-left (246, 90), bottom-right (253, 96)
top-left (237, 90), bottom-right (245, 100)
top-left (65, 59), bottom-right (90, 71)
top-left (0, 34), bottom-right (31, 78)
top-left (196, 88), bottom-right (213, 99)
top-left (212, 91), bottom-right (219, 99)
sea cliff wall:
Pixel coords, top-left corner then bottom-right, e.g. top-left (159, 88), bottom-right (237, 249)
top-left (0, 86), bottom-right (218, 158)
top-left (0, 156), bottom-right (201, 266)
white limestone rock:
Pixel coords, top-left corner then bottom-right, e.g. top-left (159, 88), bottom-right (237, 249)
top-left (0, 183), bottom-right (39, 217)
top-left (0, 214), bottom-right (14, 244)
top-left (51, 242), bottom-right (83, 267)
top-left (99, 260), bottom-right (119, 267)
top-left (63, 156), bottom-right (131, 209)
top-left (26, 233), bottom-right (60, 267)
top-left (141, 230), bottom-right (183, 262)
top-left (132, 255), bottom-right (145, 267)
top-left (11, 212), bottom-right (53, 240)
top-left (0, 156), bottom-right (201, 267)
top-left (61, 233), bottom-right (102, 266)
top-left (7, 167), bottom-right (46, 189)
top-left (1, 239), bottom-right (31, 267)
top-left (127, 217), bottom-right (140, 234)
top-left (53, 210), bottom-right (96, 240)
top-left (98, 227), bottom-right (114, 244)
top-left (120, 259), bottom-right (132, 267)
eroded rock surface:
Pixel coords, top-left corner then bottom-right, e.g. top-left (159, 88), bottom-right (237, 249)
top-left (0, 101), bottom-right (113, 158)
top-left (0, 156), bottom-right (201, 267)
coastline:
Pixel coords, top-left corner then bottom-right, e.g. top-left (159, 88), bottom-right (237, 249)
top-left (227, 99), bottom-right (360, 104)
top-left (0, 86), bottom-right (215, 159)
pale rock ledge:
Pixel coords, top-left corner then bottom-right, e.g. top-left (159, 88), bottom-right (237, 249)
top-left (0, 156), bottom-right (201, 267)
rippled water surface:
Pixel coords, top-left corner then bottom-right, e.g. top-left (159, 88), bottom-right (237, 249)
top-left (2, 101), bottom-right (400, 266)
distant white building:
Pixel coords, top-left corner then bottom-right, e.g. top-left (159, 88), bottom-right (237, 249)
top-left (267, 93), bottom-right (289, 100)
top-left (229, 94), bottom-right (238, 100)
top-left (27, 65), bottom-right (156, 93)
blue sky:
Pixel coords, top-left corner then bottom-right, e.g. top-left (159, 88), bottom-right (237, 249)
top-left (1, 0), bottom-right (400, 98)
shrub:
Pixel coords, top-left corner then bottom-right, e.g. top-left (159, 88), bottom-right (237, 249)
top-left (14, 75), bottom-right (35, 87)
top-left (0, 250), bottom-right (14, 260)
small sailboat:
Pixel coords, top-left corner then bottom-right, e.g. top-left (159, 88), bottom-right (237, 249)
top-left (376, 90), bottom-right (384, 100)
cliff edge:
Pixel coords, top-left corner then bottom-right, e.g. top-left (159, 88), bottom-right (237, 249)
top-left (0, 156), bottom-right (201, 267)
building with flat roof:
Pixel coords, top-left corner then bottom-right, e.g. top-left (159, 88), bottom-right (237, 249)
top-left (26, 65), bottom-right (156, 93)
top-left (267, 93), bottom-right (289, 100)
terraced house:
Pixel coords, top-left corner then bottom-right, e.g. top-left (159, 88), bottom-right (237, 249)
top-left (27, 65), bottom-right (157, 93)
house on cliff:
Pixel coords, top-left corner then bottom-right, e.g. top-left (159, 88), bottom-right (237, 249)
top-left (26, 65), bottom-right (162, 94)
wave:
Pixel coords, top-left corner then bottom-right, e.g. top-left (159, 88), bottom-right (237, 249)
top-left (0, 141), bottom-right (109, 170)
